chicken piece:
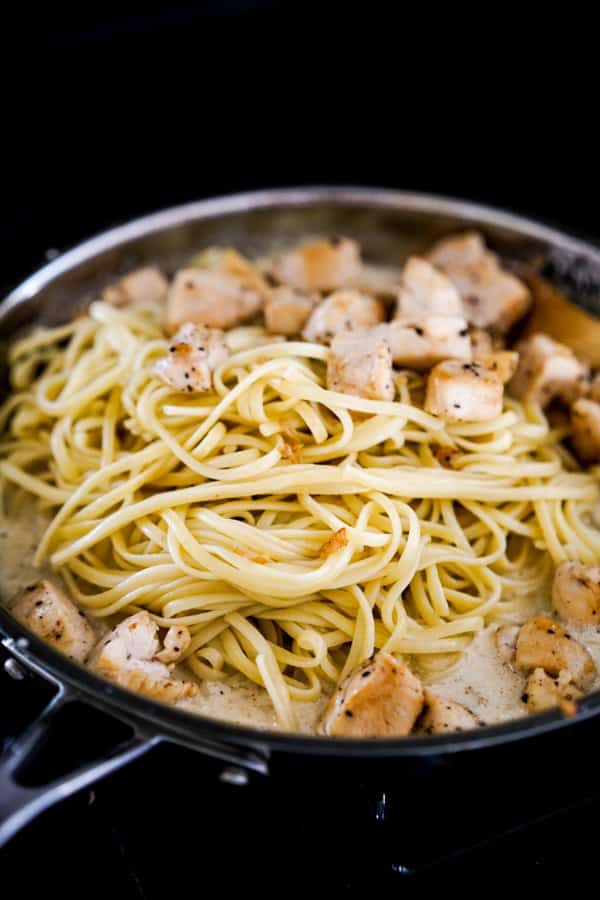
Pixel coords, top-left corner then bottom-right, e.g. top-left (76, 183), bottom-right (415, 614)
top-left (470, 329), bottom-right (494, 357)
top-left (167, 268), bottom-right (263, 333)
top-left (9, 579), bottom-right (96, 663)
top-left (318, 652), bottom-right (424, 737)
top-left (370, 317), bottom-right (471, 370)
top-left (515, 615), bottom-right (595, 690)
top-left (495, 624), bottom-right (520, 665)
top-left (102, 267), bottom-right (168, 309)
top-left (272, 238), bottom-right (361, 293)
top-left (571, 398), bottom-right (600, 463)
top-left (155, 624), bottom-right (192, 664)
top-left (89, 612), bottom-right (197, 702)
top-left (508, 333), bottom-right (588, 407)
top-left (415, 690), bottom-right (480, 734)
top-left (264, 286), bottom-right (317, 336)
top-left (327, 332), bottom-right (394, 401)
top-left (302, 290), bottom-right (385, 345)
top-left (428, 231), bottom-right (531, 333)
top-left (394, 256), bottom-right (463, 319)
top-left (473, 351), bottom-right (519, 384)
top-left (552, 560), bottom-right (600, 626)
top-left (524, 667), bottom-right (582, 714)
top-left (424, 359), bottom-right (505, 423)
top-left (154, 322), bottom-right (228, 393)
top-left (194, 247), bottom-right (268, 295)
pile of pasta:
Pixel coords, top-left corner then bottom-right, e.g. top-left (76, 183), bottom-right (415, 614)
top-left (1, 300), bottom-right (598, 728)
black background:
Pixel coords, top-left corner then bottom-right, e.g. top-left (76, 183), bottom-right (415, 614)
top-left (2, 3), bottom-right (598, 895)
top-left (4, 2), bottom-right (599, 292)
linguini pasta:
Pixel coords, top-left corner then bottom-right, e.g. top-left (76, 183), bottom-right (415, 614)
top-left (1, 300), bottom-right (599, 729)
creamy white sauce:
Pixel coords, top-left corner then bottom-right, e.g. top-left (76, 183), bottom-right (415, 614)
top-left (3, 501), bottom-right (600, 734)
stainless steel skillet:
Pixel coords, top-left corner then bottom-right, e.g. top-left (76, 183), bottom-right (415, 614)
top-left (2, 186), bottom-right (600, 848)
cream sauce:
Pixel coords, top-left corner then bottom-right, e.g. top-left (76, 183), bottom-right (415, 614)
top-left (2, 502), bottom-right (600, 734)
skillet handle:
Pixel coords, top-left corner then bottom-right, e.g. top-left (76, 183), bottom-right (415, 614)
top-left (0, 683), bottom-right (160, 848)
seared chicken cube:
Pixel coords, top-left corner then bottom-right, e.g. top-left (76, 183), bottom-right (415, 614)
top-left (470, 329), bottom-right (494, 357)
top-left (424, 359), bottom-right (505, 423)
top-left (154, 322), bottom-right (228, 393)
top-left (524, 667), bottom-right (582, 714)
top-left (302, 290), bottom-right (385, 345)
top-left (318, 652), bottom-right (424, 737)
top-left (515, 615), bottom-right (595, 690)
top-left (194, 247), bottom-right (268, 295)
top-left (89, 612), bottom-right (197, 702)
top-left (395, 256), bottom-right (464, 319)
top-left (571, 398), bottom-right (600, 463)
top-left (371, 316), bottom-right (471, 370)
top-left (102, 266), bottom-right (168, 309)
top-left (167, 268), bottom-right (263, 333)
top-left (473, 350), bottom-right (519, 384)
top-left (508, 333), bottom-right (588, 407)
top-left (264, 286), bottom-right (317, 336)
top-left (9, 579), bottom-right (95, 662)
top-left (327, 332), bottom-right (394, 401)
top-left (415, 690), bottom-right (480, 734)
top-left (272, 237), bottom-right (361, 293)
top-left (552, 560), bottom-right (600, 626)
top-left (155, 624), bottom-right (192, 664)
top-left (428, 231), bottom-right (531, 333)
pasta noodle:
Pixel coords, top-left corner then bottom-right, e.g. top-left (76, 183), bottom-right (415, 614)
top-left (1, 300), bottom-right (599, 730)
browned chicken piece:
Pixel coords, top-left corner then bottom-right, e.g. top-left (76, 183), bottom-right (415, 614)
top-left (508, 333), bottom-right (588, 407)
top-left (155, 624), bottom-right (192, 664)
top-left (470, 329), bottom-right (494, 357)
top-left (327, 332), bottom-right (394, 401)
top-left (102, 267), bottom-right (168, 309)
top-left (495, 624), bottom-right (520, 664)
top-left (571, 398), bottom-right (600, 463)
top-left (167, 268), bottom-right (264, 333)
top-left (424, 359), bottom-right (505, 423)
top-left (524, 667), bottom-right (582, 714)
top-left (271, 238), bottom-right (361, 293)
top-left (473, 350), bottom-right (519, 384)
top-left (552, 560), bottom-right (600, 626)
top-left (370, 316), bottom-right (471, 370)
top-left (154, 322), bottom-right (228, 392)
top-left (515, 615), bottom-right (595, 690)
top-left (428, 231), bottom-right (531, 333)
top-left (9, 579), bottom-right (96, 663)
top-left (302, 291), bottom-right (385, 345)
top-left (263, 286), bottom-right (317, 336)
top-left (415, 690), bottom-right (480, 734)
top-left (394, 257), bottom-right (464, 318)
top-left (194, 247), bottom-right (268, 295)
top-left (318, 652), bottom-right (424, 737)
top-left (88, 612), bottom-right (198, 702)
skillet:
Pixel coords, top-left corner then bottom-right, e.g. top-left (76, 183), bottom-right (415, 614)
top-left (2, 186), bottom-right (600, 847)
